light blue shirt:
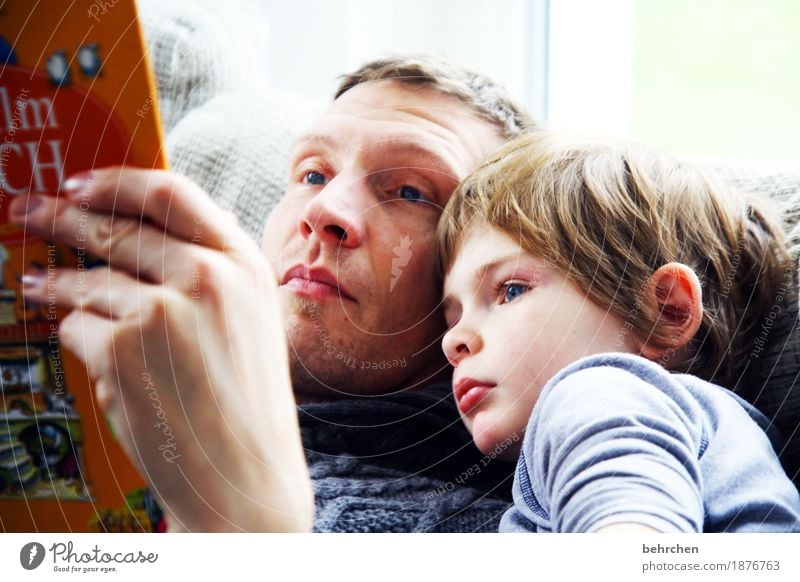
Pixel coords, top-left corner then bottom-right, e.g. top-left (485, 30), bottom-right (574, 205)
top-left (500, 353), bottom-right (800, 532)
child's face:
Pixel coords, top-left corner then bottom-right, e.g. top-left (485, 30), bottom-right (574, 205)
top-left (442, 224), bottom-right (639, 459)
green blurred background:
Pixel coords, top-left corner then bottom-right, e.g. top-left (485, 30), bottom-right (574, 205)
top-left (633, 0), bottom-right (800, 162)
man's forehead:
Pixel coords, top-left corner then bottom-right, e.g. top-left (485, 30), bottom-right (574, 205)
top-left (293, 129), bottom-right (456, 170)
top-left (326, 79), bottom-right (463, 116)
top-left (294, 81), bottom-right (505, 175)
top-left (310, 85), bottom-right (467, 141)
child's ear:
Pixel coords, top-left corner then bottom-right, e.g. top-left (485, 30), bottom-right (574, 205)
top-left (639, 263), bottom-right (704, 360)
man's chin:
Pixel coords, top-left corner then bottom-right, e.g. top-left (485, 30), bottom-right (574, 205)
top-left (282, 300), bottom-right (450, 400)
top-left (283, 292), bottom-right (352, 317)
top-left (289, 350), bottom-right (452, 404)
top-left (288, 351), bottom-right (412, 400)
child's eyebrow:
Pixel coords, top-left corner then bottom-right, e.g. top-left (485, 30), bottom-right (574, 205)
top-left (473, 253), bottom-right (533, 284)
top-left (443, 252), bottom-right (541, 307)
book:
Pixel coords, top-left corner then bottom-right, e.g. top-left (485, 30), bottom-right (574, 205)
top-left (0, 0), bottom-right (167, 532)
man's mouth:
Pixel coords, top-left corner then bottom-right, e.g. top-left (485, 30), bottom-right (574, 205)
top-left (280, 264), bottom-right (356, 303)
top-left (453, 377), bottom-right (496, 414)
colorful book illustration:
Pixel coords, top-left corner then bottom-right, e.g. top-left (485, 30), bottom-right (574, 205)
top-left (0, 0), bottom-right (167, 532)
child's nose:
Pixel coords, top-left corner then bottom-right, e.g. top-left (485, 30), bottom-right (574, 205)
top-left (442, 325), bottom-right (483, 367)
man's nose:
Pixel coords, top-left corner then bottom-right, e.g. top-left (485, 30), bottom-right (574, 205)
top-left (442, 322), bottom-right (483, 367)
top-left (297, 175), bottom-right (366, 249)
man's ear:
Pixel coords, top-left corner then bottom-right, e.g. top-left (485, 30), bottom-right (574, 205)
top-left (639, 263), bottom-right (704, 360)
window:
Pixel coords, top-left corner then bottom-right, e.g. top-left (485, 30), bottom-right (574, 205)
top-left (548, 0), bottom-right (800, 162)
top-left (261, 0), bottom-right (548, 117)
top-left (262, 0), bottom-right (799, 161)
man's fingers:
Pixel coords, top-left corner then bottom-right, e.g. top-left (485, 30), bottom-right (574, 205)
top-left (57, 310), bottom-right (160, 474)
top-left (57, 308), bottom-right (117, 391)
top-left (22, 266), bottom-right (165, 319)
top-left (10, 167), bottom-right (245, 251)
top-left (68, 167), bottom-right (242, 249)
top-left (10, 194), bottom-right (218, 287)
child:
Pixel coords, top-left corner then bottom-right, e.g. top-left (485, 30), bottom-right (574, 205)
top-left (437, 132), bottom-right (800, 532)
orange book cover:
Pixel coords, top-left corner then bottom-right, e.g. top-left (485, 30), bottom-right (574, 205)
top-left (0, 0), bottom-right (167, 532)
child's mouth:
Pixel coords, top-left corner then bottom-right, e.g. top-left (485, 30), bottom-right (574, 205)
top-left (453, 377), bottom-right (496, 414)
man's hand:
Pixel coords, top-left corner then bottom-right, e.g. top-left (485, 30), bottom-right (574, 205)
top-left (10, 168), bottom-right (313, 532)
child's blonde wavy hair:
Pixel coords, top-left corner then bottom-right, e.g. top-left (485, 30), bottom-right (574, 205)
top-left (438, 131), bottom-right (790, 387)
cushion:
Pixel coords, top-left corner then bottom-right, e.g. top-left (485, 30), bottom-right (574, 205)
top-left (703, 159), bottom-right (800, 487)
top-left (165, 90), bottom-right (321, 239)
top-left (139, 0), bottom-right (271, 133)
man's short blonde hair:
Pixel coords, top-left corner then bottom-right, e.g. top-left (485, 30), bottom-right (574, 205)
top-left (336, 54), bottom-right (536, 139)
top-left (438, 132), bottom-right (790, 387)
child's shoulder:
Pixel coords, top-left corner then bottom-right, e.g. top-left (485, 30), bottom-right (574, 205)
top-left (534, 352), bottom-right (778, 451)
top-left (513, 352), bottom-right (800, 533)
top-left (546, 352), bottom-right (738, 405)
top-left (541, 352), bottom-right (705, 411)
top-left (535, 353), bottom-right (701, 425)
top-left (535, 354), bottom-right (740, 435)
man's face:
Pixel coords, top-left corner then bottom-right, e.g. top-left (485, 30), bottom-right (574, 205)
top-left (262, 81), bottom-right (505, 399)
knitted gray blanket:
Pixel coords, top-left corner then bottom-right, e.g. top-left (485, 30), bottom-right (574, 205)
top-left (299, 382), bottom-right (515, 532)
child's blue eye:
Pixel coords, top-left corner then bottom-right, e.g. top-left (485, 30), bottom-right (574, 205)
top-left (399, 185), bottom-right (428, 203)
top-left (500, 283), bottom-right (530, 304)
top-left (304, 170), bottom-right (327, 185)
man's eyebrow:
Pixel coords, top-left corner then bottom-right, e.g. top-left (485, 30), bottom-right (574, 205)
top-left (442, 294), bottom-right (458, 311)
top-left (371, 140), bottom-right (460, 179)
top-left (292, 133), bottom-right (460, 179)
top-left (292, 132), bottom-right (339, 152)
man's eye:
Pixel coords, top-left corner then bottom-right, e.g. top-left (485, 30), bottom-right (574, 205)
top-left (444, 313), bottom-right (460, 330)
top-left (398, 185), bottom-right (429, 203)
top-left (303, 170), bottom-right (328, 186)
top-left (499, 282), bottom-right (530, 304)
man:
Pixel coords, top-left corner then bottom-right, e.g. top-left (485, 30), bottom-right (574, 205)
top-left (11, 56), bottom-right (535, 531)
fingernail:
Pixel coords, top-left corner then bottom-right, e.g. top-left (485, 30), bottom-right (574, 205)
top-left (21, 270), bottom-right (45, 290)
top-left (9, 195), bottom-right (44, 218)
top-left (62, 171), bottom-right (92, 197)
